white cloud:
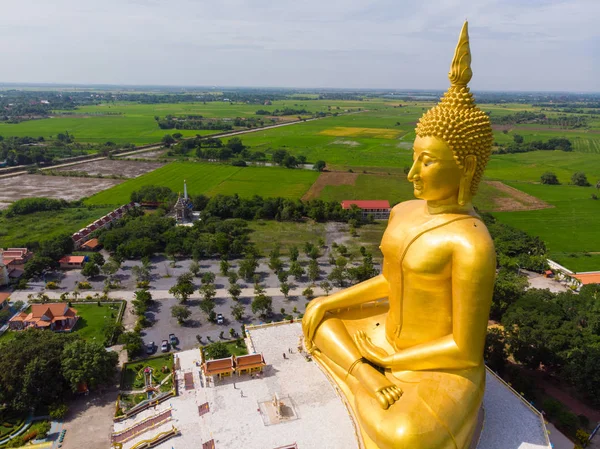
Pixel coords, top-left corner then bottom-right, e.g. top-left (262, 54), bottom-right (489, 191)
top-left (0, 0), bottom-right (597, 91)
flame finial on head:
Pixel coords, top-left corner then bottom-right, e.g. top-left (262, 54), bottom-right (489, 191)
top-left (449, 21), bottom-right (472, 86)
top-left (415, 21), bottom-right (493, 195)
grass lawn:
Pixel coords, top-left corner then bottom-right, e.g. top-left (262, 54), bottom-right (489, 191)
top-left (0, 206), bottom-right (113, 247)
top-left (71, 302), bottom-right (122, 344)
top-left (121, 354), bottom-right (174, 390)
top-left (85, 162), bottom-right (318, 205)
top-left (247, 220), bottom-right (326, 255)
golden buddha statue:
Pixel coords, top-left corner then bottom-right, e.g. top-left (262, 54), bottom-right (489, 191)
top-left (302, 22), bottom-right (496, 449)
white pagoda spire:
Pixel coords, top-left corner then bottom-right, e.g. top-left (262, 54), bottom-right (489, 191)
top-left (184, 180), bottom-right (188, 200)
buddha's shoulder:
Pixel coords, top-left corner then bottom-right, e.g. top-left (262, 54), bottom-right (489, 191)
top-left (449, 216), bottom-right (495, 251)
top-left (390, 199), bottom-right (423, 217)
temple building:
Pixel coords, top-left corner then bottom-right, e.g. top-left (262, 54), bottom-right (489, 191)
top-left (174, 180), bottom-right (194, 223)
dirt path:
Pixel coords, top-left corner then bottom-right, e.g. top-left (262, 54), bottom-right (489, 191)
top-left (484, 180), bottom-right (553, 212)
top-left (302, 172), bottom-right (358, 200)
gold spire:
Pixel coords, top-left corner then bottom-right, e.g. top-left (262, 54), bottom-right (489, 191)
top-left (448, 21), bottom-right (472, 86)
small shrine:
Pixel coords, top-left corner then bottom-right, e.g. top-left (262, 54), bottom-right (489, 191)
top-left (174, 180), bottom-right (193, 223)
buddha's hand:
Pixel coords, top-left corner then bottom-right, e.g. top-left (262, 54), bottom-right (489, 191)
top-left (302, 297), bottom-right (327, 353)
top-left (354, 330), bottom-right (393, 368)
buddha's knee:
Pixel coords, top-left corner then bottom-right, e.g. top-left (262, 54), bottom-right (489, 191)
top-left (357, 390), bottom-right (458, 449)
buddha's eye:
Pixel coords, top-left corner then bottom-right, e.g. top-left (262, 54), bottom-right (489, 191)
top-left (423, 159), bottom-right (434, 167)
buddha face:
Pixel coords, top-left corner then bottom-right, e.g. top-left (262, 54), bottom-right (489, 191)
top-left (408, 135), bottom-right (464, 203)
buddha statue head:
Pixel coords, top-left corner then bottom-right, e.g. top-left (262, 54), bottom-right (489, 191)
top-left (409, 22), bottom-right (493, 206)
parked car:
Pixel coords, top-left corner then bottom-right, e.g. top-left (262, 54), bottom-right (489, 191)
top-left (169, 333), bottom-right (178, 346)
top-left (146, 341), bottom-right (155, 354)
top-left (216, 313), bottom-right (225, 325)
top-left (161, 340), bottom-right (169, 352)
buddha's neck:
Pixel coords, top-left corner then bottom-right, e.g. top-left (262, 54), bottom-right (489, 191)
top-left (426, 198), bottom-right (474, 215)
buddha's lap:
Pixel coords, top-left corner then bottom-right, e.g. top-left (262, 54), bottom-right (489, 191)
top-left (323, 302), bottom-right (485, 447)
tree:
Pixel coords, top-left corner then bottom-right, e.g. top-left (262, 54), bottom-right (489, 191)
top-left (513, 134), bottom-right (524, 144)
top-left (161, 134), bottom-right (175, 147)
top-left (171, 305), bottom-right (191, 324)
top-left (289, 245), bottom-right (299, 262)
top-left (226, 137), bottom-right (245, 154)
top-left (484, 328), bottom-right (508, 375)
top-left (119, 331), bottom-right (144, 358)
top-left (540, 171), bottom-right (560, 185)
top-left (189, 260), bottom-right (201, 277)
top-left (81, 262), bottom-right (100, 278)
top-left (204, 341), bottom-right (230, 360)
top-left (303, 286), bottom-right (314, 300)
top-left (220, 259), bottom-right (230, 276)
top-left (132, 289), bottom-right (153, 316)
top-left (61, 340), bottom-right (118, 392)
top-left (328, 266), bottom-right (346, 287)
top-left (289, 261), bottom-right (305, 281)
top-left (308, 259), bottom-right (320, 282)
top-left (314, 160), bottom-right (326, 172)
top-left (319, 281), bottom-right (332, 296)
top-left (228, 271), bottom-right (239, 284)
top-left (571, 171), bottom-right (591, 187)
top-left (89, 252), bottom-right (105, 266)
top-left (131, 264), bottom-right (151, 282)
top-left (238, 253), bottom-right (258, 282)
top-left (231, 303), bottom-right (244, 322)
top-left (199, 283), bottom-right (217, 301)
top-left (277, 270), bottom-right (289, 284)
top-left (24, 256), bottom-right (56, 279)
top-left (169, 272), bottom-right (195, 303)
top-left (251, 294), bottom-right (273, 319)
top-left (101, 259), bottom-right (120, 281)
top-left (280, 282), bottom-right (291, 299)
top-left (228, 283), bottom-right (242, 301)
top-left (199, 298), bottom-right (216, 316)
top-left (201, 271), bottom-right (216, 284)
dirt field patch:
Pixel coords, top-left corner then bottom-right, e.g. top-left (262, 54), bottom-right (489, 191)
top-left (122, 149), bottom-right (167, 160)
top-left (320, 127), bottom-right (401, 139)
top-left (59, 159), bottom-right (164, 178)
top-left (484, 181), bottom-right (553, 212)
top-left (302, 171), bottom-right (358, 200)
top-left (0, 174), bottom-right (122, 202)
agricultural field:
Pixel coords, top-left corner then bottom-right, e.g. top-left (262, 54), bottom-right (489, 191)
top-left (493, 182), bottom-right (600, 271)
top-left (58, 159), bottom-right (164, 178)
top-left (0, 174), bottom-right (122, 203)
top-left (0, 99), bottom-right (381, 146)
top-left (0, 206), bottom-right (114, 247)
top-left (85, 162), bottom-right (319, 205)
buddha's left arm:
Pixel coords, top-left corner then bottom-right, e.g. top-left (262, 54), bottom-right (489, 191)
top-left (386, 228), bottom-right (496, 371)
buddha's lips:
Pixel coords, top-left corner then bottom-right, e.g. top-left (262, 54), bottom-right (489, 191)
top-left (413, 183), bottom-right (423, 190)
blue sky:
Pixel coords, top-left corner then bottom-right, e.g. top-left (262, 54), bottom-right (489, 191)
top-left (0, 0), bottom-right (598, 91)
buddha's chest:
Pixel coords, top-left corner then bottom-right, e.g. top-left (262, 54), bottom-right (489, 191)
top-left (380, 215), bottom-right (454, 277)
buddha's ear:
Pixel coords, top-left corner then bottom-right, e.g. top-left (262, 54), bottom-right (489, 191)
top-left (458, 155), bottom-right (477, 206)
top-left (463, 154), bottom-right (477, 177)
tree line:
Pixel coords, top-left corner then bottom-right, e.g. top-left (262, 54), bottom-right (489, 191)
top-left (495, 134), bottom-right (572, 154)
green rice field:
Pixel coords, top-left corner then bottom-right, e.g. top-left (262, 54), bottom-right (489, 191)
top-left (85, 162), bottom-right (319, 205)
top-left (492, 182), bottom-right (600, 271)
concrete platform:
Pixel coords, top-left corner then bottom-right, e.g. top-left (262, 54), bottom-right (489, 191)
top-left (128, 322), bottom-right (550, 449)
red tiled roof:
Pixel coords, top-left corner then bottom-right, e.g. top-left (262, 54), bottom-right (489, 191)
top-left (573, 272), bottom-right (600, 285)
top-left (0, 292), bottom-right (10, 305)
top-left (236, 353), bottom-right (266, 369)
top-left (203, 357), bottom-right (234, 375)
top-left (82, 238), bottom-right (101, 249)
top-left (341, 200), bottom-right (390, 210)
top-left (59, 255), bottom-right (86, 264)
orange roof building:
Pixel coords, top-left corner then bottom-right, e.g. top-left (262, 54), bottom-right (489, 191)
top-left (9, 303), bottom-right (79, 332)
top-left (340, 200), bottom-right (391, 220)
top-left (572, 272), bottom-right (600, 285)
top-left (235, 353), bottom-right (266, 376)
top-left (202, 356), bottom-right (235, 379)
top-left (59, 255), bottom-right (87, 269)
top-left (81, 238), bottom-right (101, 251)
top-left (0, 292), bottom-right (10, 310)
